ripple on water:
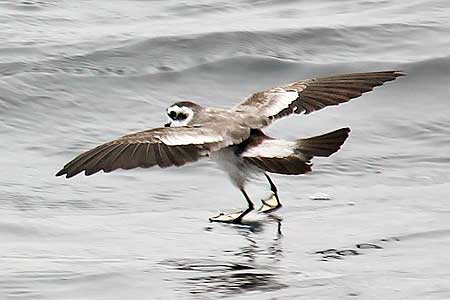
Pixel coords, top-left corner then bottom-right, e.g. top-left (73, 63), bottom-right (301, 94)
top-left (160, 258), bottom-right (287, 296)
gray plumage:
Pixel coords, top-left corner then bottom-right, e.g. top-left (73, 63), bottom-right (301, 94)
top-left (56, 71), bottom-right (404, 189)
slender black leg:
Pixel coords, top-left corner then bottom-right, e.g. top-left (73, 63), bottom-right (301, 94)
top-left (258, 173), bottom-right (282, 213)
top-left (232, 189), bottom-right (255, 224)
top-left (209, 188), bottom-right (255, 224)
top-left (265, 173), bottom-right (278, 195)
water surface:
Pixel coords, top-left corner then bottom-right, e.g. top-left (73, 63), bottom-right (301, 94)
top-left (1, 0), bottom-right (449, 299)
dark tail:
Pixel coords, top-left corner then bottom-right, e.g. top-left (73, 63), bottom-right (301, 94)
top-left (296, 127), bottom-right (350, 158)
top-left (242, 127), bottom-right (350, 175)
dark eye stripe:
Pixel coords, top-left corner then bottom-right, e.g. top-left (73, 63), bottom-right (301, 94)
top-left (169, 111), bottom-right (177, 118)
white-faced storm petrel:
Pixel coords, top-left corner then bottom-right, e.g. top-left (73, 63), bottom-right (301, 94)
top-left (56, 71), bottom-right (405, 223)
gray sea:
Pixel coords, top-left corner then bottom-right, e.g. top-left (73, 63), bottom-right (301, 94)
top-left (1, 1), bottom-right (450, 299)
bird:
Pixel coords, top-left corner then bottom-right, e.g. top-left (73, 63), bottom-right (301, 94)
top-left (56, 70), bottom-right (404, 224)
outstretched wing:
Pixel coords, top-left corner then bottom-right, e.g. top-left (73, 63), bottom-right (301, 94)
top-left (234, 71), bottom-right (405, 126)
top-left (56, 124), bottom-right (249, 178)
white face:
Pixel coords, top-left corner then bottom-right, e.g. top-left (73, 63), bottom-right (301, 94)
top-left (166, 105), bottom-right (194, 127)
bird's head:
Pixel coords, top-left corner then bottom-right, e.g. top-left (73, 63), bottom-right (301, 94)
top-left (164, 101), bottom-right (203, 127)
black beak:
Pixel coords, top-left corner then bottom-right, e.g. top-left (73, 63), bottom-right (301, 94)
top-left (164, 122), bottom-right (170, 127)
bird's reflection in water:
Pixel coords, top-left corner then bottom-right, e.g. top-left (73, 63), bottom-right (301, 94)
top-left (169, 217), bottom-right (287, 297)
top-left (232, 216), bottom-right (283, 264)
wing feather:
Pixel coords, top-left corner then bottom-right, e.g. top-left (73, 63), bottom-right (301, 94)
top-left (56, 125), bottom-right (250, 178)
top-left (234, 70), bottom-right (405, 125)
top-left (70, 144), bottom-right (121, 177)
top-left (143, 142), bottom-right (156, 167)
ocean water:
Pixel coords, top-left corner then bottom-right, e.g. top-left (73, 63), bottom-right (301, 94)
top-left (1, 0), bottom-right (450, 299)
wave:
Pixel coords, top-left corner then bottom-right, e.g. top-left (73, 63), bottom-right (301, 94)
top-left (0, 52), bottom-right (448, 116)
top-left (0, 22), bottom-right (448, 78)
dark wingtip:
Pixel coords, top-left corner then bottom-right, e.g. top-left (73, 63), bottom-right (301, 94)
top-left (55, 169), bottom-right (66, 177)
top-left (55, 168), bottom-right (78, 178)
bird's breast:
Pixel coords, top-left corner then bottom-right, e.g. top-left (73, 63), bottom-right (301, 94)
top-left (210, 146), bottom-right (262, 188)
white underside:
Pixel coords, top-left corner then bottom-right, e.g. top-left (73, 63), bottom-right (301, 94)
top-left (241, 139), bottom-right (296, 158)
top-left (210, 146), bottom-right (263, 189)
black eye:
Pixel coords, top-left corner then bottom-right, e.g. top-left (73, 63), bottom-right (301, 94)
top-left (176, 113), bottom-right (187, 120)
top-left (169, 111), bottom-right (177, 118)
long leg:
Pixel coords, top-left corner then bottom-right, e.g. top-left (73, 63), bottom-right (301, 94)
top-left (233, 189), bottom-right (254, 224)
top-left (209, 188), bottom-right (255, 224)
top-left (258, 173), bottom-right (282, 213)
top-left (265, 173), bottom-right (278, 195)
